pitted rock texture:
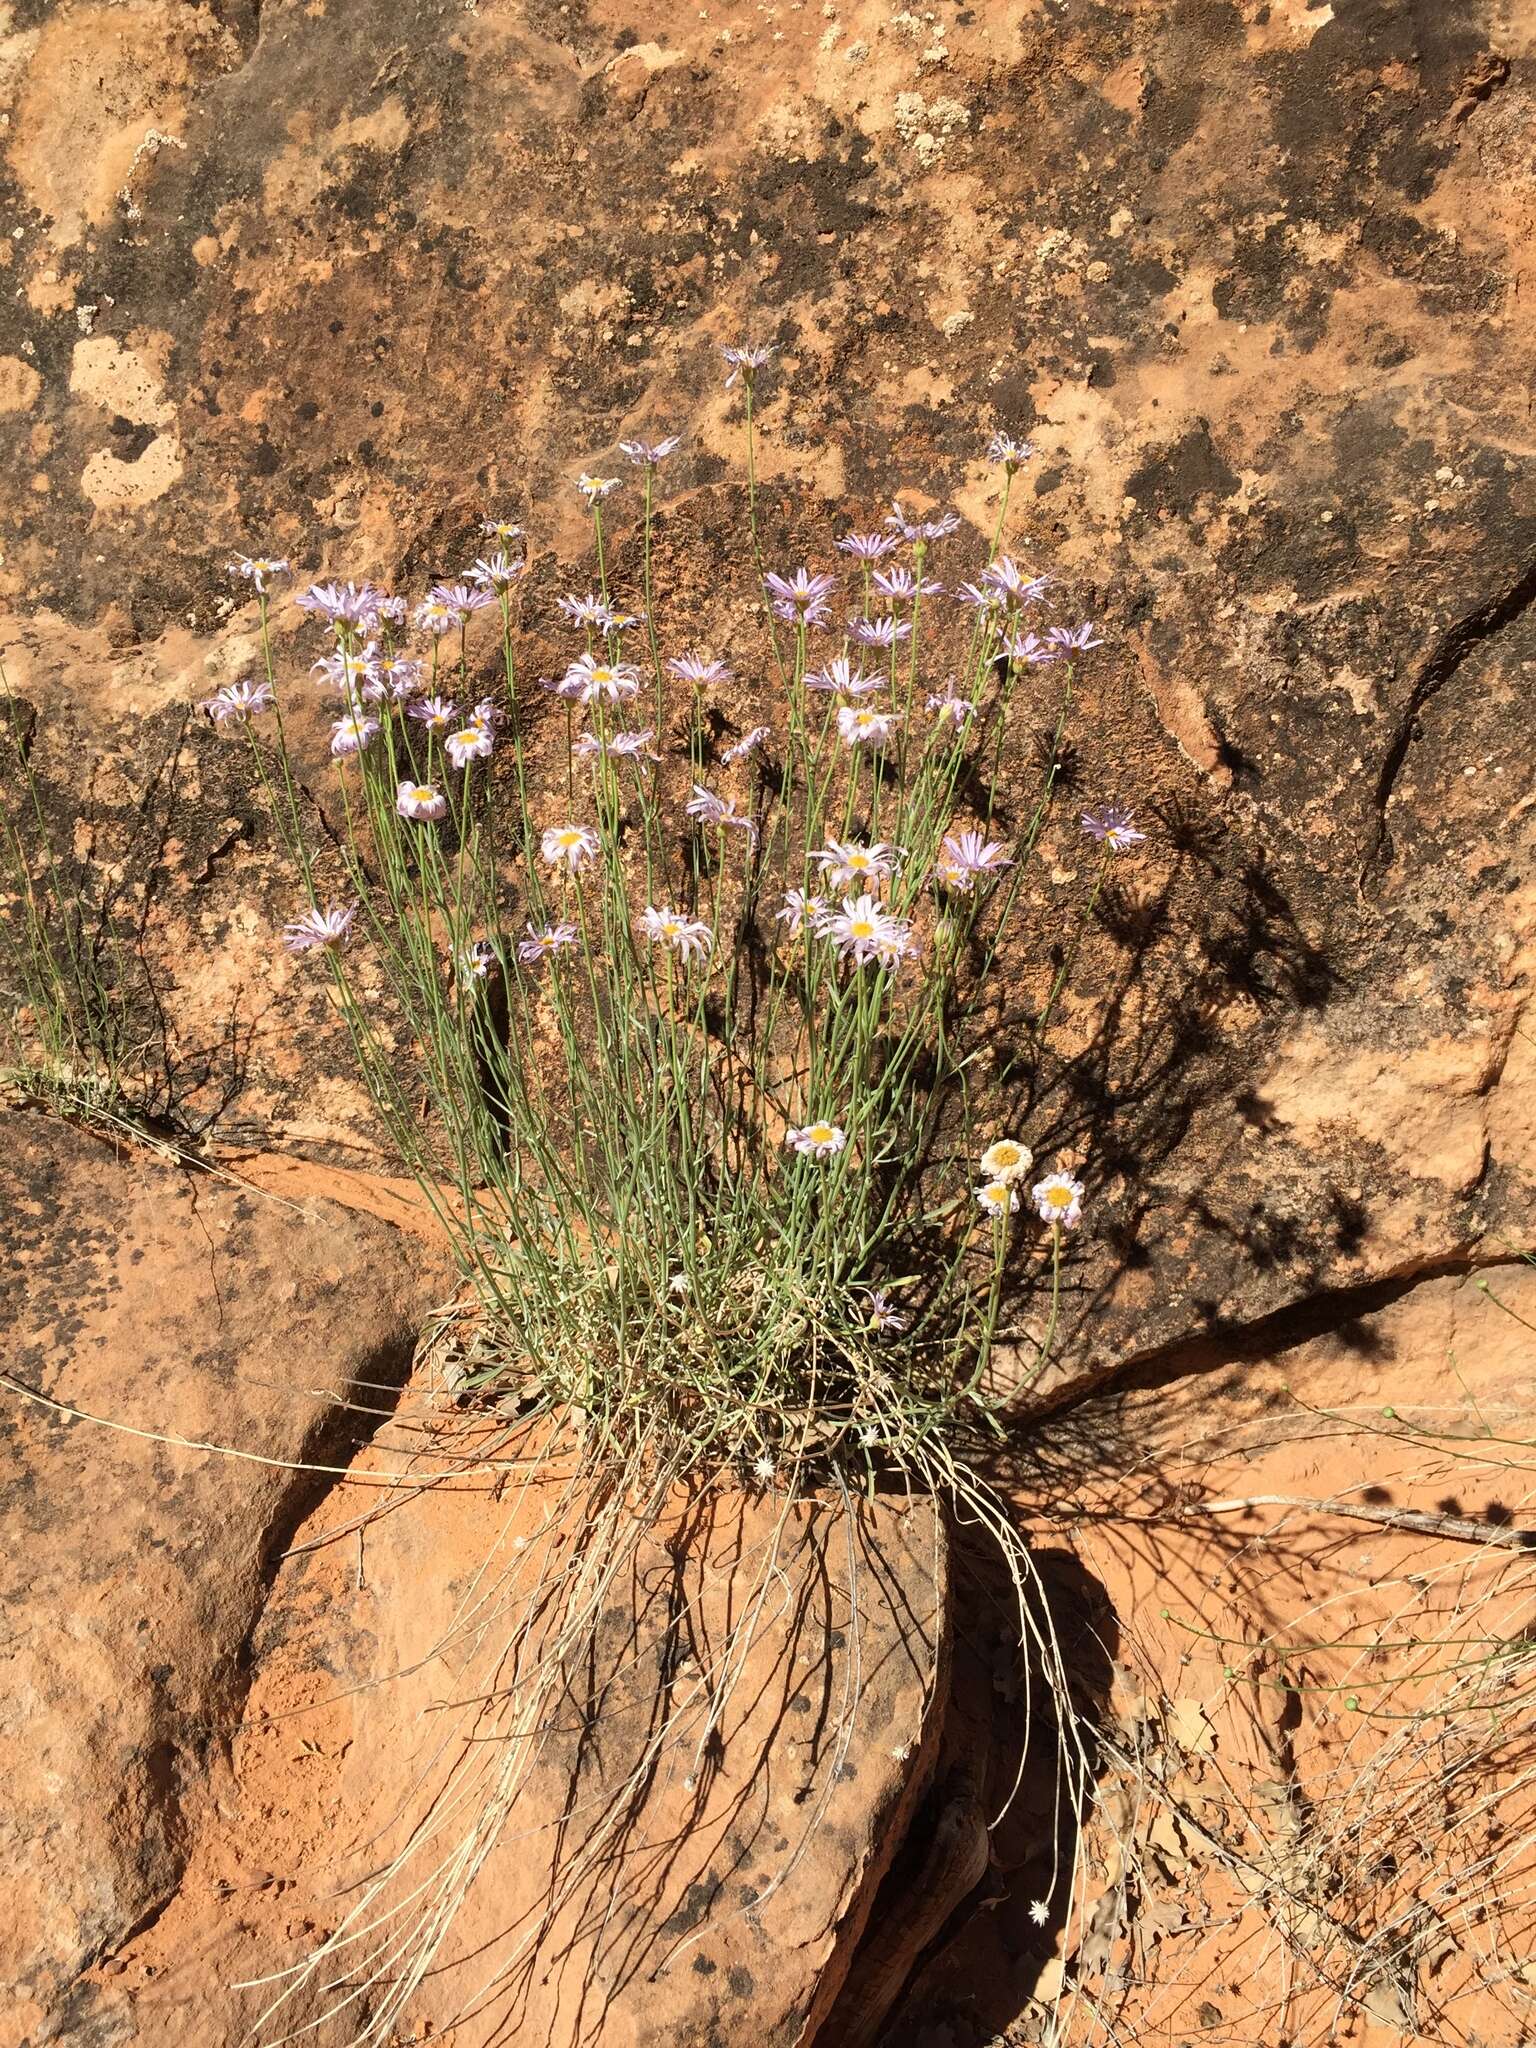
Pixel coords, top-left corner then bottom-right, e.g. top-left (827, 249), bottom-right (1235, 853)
top-left (0, 1112), bottom-right (448, 2042)
top-left (0, 5), bottom-right (1532, 1364)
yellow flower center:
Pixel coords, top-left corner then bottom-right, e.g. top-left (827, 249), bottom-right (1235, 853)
top-left (808, 1124), bottom-right (835, 1144)
top-left (411, 787), bottom-right (433, 803)
top-left (849, 918), bottom-right (876, 940)
top-left (983, 1182), bottom-right (1009, 1206)
top-left (1045, 1184), bottom-right (1072, 1207)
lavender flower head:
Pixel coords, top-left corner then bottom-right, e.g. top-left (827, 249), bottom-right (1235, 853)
top-left (541, 823), bottom-right (600, 872)
top-left (775, 889), bottom-right (825, 938)
top-left (296, 580), bottom-right (383, 632)
top-left (873, 565), bottom-right (941, 604)
top-left (836, 704), bottom-right (897, 750)
top-left (444, 723), bottom-right (494, 770)
top-left (517, 921), bottom-right (579, 966)
top-left (836, 530), bottom-right (900, 561)
top-left (813, 838), bottom-right (899, 891)
top-left (283, 902), bottom-right (357, 953)
top-left (640, 905), bottom-right (713, 963)
top-left (885, 498), bottom-right (961, 543)
top-left (618, 435), bottom-right (681, 466)
top-left (1081, 806), bottom-right (1145, 852)
top-left (576, 472), bottom-right (620, 504)
top-left (469, 552), bottom-right (526, 591)
top-left (847, 615), bottom-right (911, 648)
top-left (822, 892), bottom-right (908, 968)
top-left (934, 831), bottom-right (1013, 894)
top-left (926, 684), bottom-right (975, 729)
top-left (721, 340), bottom-right (776, 389)
top-left (685, 784), bottom-right (757, 844)
top-left (481, 518), bottom-right (525, 544)
top-left (408, 694), bottom-right (457, 733)
top-left (804, 657), bottom-right (878, 697)
top-left (561, 653), bottom-right (642, 704)
top-left (666, 652), bottom-right (732, 689)
top-left (1032, 1172), bottom-right (1085, 1229)
top-left (864, 1288), bottom-right (908, 1334)
top-left (764, 568), bottom-right (836, 629)
top-left (785, 1119), bottom-right (846, 1158)
top-left (460, 939), bottom-right (499, 980)
top-left (200, 677), bottom-right (274, 724)
top-left (330, 712), bottom-right (380, 757)
top-left (1047, 622), bottom-right (1103, 656)
top-left (396, 780), bottom-right (447, 822)
top-left (227, 554), bottom-right (290, 593)
top-left (1002, 631), bottom-right (1063, 667)
top-left (982, 557), bottom-right (1051, 605)
top-left (987, 433), bottom-right (1036, 470)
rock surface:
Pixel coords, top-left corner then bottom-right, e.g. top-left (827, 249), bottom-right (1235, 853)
top-left (0, 0), bottom-right (1531, 1366)
top-left (0, 1111), bottom-right (448, 2043)
top-left (87, 1413), bottom-right (949, 2047)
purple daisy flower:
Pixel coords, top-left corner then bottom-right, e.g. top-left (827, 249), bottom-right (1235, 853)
top-left (330, 712), bottom-right (380, 757)
top-left (557, 591), bottom-right (612, 628)
top-left (847, 615), bottom-right (911, 649)
top-left (619, 435), bottom-right (681, 466)
top-left (685, 783), bottom-right (756, 844)
top-left (885, 499), bottom-right (962, 543)
top-left (200, 677), bottom-right (275, 724)
top-left (872, 565), bottom-right (941, 603)
top-left (408, 694), bottom-right (457, 733)
top-left (1047, 622), bottom-right (1104, 655)
top-left (561, 653), bottom-right (643, 704)
top-left (481, 518), bottom-right (525, 544)
top-left (981, 557), bottom-right (1051, 605)
top-left (640, 904), bottom-right (713, 964)
top-left (804, 657), bottom-right (880, 697)
top-left (541, 823), bottom-right (600, 872)
top-left (469, 552), bottom-right (526, 591)
top-left (517, 920), bottom-right (580, 965)
top-left (934, 830), bottom-right (1013, 893)
top-left (785, 1118), bottom-right (846, 1158)
top-left (926, 685), bottom-right (975, 729)
top-left (227, 554), bottom-right (290, 593)
top-left (1001, 631), bottom-right (1063, 666)
top-left (666, 652), bottom-right (732, 688)
top-left (836, 530), bottom-right (901, 561)
top-left (1081, 806), bottom-right (1145, 852)
top-left (460, 939), bottom-right (499, 981)
top-left (295, 580), bottom-right (381, 631)
top-left (764, 568), bottom-right (837, 629)
top-left (444, 724), bottom-right (494, 770)
top-left (396, 779), bottom-right (447, 822)
top-left (987, 433), bottom-right (1036, 469)
top-left (953, 581), bottom-right (1008, 613)
top-left (775, 888), bottom-right (825, 937)
top-left (283, 901), bottom-right (357, 953)
top-left (836, 704), bottom-right (897, 749)
top-left (720, 340), bottom-right (776, 389)
top-left (576, 472), bottom-right (620, 503)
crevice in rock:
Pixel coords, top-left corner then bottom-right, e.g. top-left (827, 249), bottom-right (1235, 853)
top-left (1024, 1244), bottom-right (1536, 1428)
top-left (1359, 553), bottom-right (1536, 893)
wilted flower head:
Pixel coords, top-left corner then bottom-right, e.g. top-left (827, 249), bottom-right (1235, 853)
top-left (330, 711), bottom-right (380, 757)
top-left (926, 684), bottom-right (976, 730)
top-left (775, 888), bottom-right (825, 938)
top-left (721, 340), bottom-right (776, 389)
top-left (721, 724), bottom-right (771, 765)
top-left (396, 779), bottom-right (447, 822)
top-left (864, 1288), bottom-right (908, 1334)
top-left (408, 694), bottom-right (457, 733)
top-left (541, 822), bottom-right (600, 872)
top-left (640, 904), bottom-right (714, 963)
top-left (847, 614), bottom-right (911, 648)
top-left (200, 677), bottom-right (274, 724)
top-left (804, 656), bottom-right (878, 697)
top-left (618, 435), bottom-right (681, 466)
top-left (980, 1137), bottom-right (1034, 1184)
top-left (785, 1119), bottom-right (846, 1158)
top-left (1081, 805), bottom-right (1145, 852)
top-left (987, 432), bottom-right (1036, 470)
top-left (836, 704), bottom-right (897, 750)
top-left (227, 554), bottom-right (290, 593)
top-left (576, 472), bottom-right (620, 504)
top-left (1047, 622), bottom-right (1103, 655)
top-left (885, 498), bottom-right (961, 542)
top-left (444, 724), bottom-right (494, 770)
top-left (764, 568), bottom-right (836, 628)
top-left (666, 652), bottom-right (732, 689)
top-left (517, 920), bottom-right (579, 965)
top-left (836, 530), bottom-right (900, 561)
top-left (813, 838), bottom-right (899, 891)
top-left (975, 1178), bottom-right (1020, 1217)
top-left (460, 939), bottom-right (499, 980)
top-left (935, 830), bottom-right (1013, 893)
top-left (752, 1451), bottom-right (778, 1485)
top-left (685, 783), bottom-right (756, 844)
top-left (557, 590), bottom-right (612, 629)
top-left (1032, 1172), bottom-right (1085, 1229)
top-left (378, 654), bottom-right (425, 701)
top-left (283, 901), bottom-right (357, 953)
top-left (468, 697), bottom-right (503, 733)
top-left (561, 653), bottom-right (642, 704)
